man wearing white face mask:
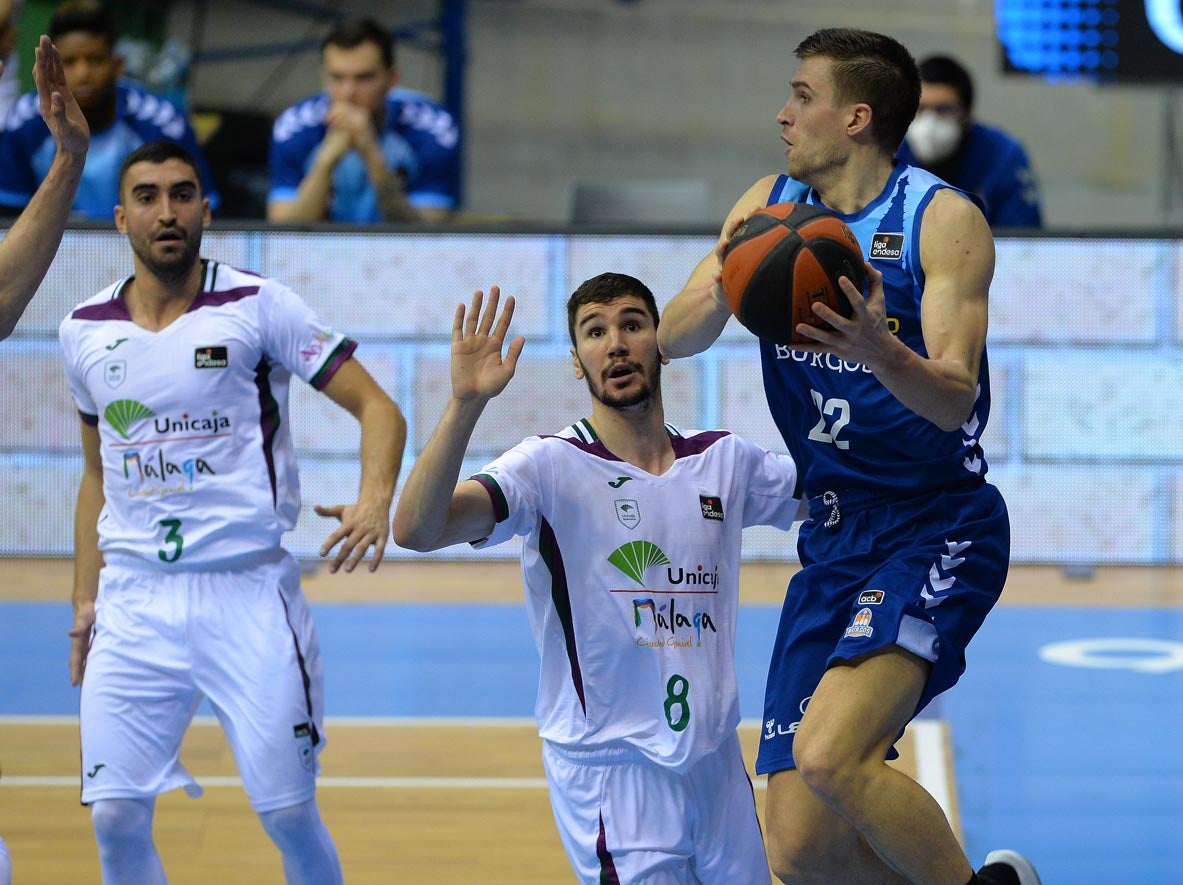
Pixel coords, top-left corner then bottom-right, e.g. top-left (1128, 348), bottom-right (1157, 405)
top-left (898, 54), bottom-right (1042, 228)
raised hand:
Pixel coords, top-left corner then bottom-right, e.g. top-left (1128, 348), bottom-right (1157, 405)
top-left (34, 35), bottom-right (89, 159)
top-left (450, 286), bottom-right (525, 403)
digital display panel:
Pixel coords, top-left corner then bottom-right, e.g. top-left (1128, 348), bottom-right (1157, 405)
top-left (998, 0), bottom-right (1183, 83)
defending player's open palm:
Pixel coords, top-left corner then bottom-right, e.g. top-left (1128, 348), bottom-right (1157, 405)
top-left (450, 286), bottom-right (525, 402)
top-left (315, 498), bottom-right (390, 573)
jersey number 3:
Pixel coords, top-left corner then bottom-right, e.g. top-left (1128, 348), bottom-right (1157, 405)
top-left (158, 518), bottom-right (185, 563)
top-left (808, 389), bottom-right (851, 450)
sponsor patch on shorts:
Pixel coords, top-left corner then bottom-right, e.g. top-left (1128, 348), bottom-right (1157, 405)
top-left (844, 607), bottom-right (874, 639)
top-left (293, 722), bottom-right (315, 772)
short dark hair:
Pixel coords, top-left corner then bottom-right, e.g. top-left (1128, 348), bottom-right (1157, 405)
top-left (567, 273), bottom-right (660, 346)
top-left (48, 1), bottom-right (116, 50)
top-left (918, 55), bottom-right (975, 112)
top-left (795, 28), bottom-right (921, 155)
top-left (323, 17), bottom-right (395, 69)
top-left (118, 140), bottom-right (202, 198)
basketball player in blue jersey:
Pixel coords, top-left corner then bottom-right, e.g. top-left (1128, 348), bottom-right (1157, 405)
top-left (0, 34), bottom-right (89, 340)
top-left (395, 274), bottom-right (802, 884)
top-left (0, 4), bottom-right (218, 221)
top-left (60, 141), bottom-right (405, 884)
top-left (660, 28), bottom-right (1039, 885)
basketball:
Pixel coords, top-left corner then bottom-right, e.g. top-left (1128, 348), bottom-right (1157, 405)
top-left (721, 202), bottom-right (867, 345)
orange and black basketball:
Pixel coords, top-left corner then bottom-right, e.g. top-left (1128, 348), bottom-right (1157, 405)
top-left (721, 202), bottom-right (867, 345)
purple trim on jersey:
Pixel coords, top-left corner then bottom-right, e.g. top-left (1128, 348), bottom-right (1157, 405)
top-left (539, 516), bottom-right (586, 712)
top-left (189, 285), bottom-right (260, 312)
top-left (71, 297), bottom-right (131, 322)
top-left (550, 435), bottom-right (623, 462)
top-left (670, 429), bottom-right (729, 458)
top-left (254, 356), bottom-right (281, 507)
top-left (78, 411), bottom-right (99, 426)
top-left (310, 339), bottom-right (358, 392)
top-left (473, 473), bottom-right (509, 522)
top-left (596, 813), bottom-right (620, 884)
top-left (276, 589), bottom-right (321, 747)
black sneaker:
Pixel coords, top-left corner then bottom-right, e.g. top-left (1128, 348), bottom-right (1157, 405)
top-left (979, 850), bottom-right (1042, 885)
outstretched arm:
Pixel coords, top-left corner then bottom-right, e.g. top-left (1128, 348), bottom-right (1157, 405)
top-left (315, 359), bottom-right (407, 572)
top-left (392, 287), bottom-right (524, 552)
top-left (0, 36), bottom-right (89, 340)
top-left (658, 174), bottom-right (779, 359)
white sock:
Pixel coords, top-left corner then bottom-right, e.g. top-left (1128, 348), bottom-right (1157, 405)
top-left (258, 799), bottom-right (343, 885)
top-left (90, 798), bottom-right (166, 885)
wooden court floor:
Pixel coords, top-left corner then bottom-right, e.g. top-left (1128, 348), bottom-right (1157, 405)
top-left (3, 558), bottom-right (1178, 883)
top-left (0, 719), bottom-right (939, 884)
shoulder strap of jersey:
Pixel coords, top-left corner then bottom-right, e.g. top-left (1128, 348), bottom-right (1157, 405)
top-left (767, 174), bottom-right (812, 207)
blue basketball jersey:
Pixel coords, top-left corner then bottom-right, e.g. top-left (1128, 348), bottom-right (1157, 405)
top-left (759, 163), bottom-right (992, 498)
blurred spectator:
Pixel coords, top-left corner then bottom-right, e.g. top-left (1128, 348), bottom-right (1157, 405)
top-left (0, 1), bottom-right (217, 220)
top-left (0, 0), bottom-right (21, 123)
top-left (897, 54), bottom-right (1041, 228)
top-left (268, 17), bottom-right (460, 224)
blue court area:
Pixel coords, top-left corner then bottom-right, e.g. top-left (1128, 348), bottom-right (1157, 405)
top-left (3, 600), bottom-right (1181, 883)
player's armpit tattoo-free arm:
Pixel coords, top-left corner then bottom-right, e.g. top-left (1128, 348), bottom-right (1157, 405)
top-left (69, 420), bottom-right (103, 685)
top-left (315, 357), bottom-right (406, 572)
top-left (872, 190), bottom-right (994, 431)
top-left (393, 288), bottom-right (521, 552)
top-left (391, 401), bottom-right (499, 553)
top-left (658, 174), bottom-right (779, 359)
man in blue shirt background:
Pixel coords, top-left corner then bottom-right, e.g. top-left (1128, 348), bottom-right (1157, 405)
top-left (897, 54), bottom-right (1041, 229)
top-left (0, 1), bottom-right (217, 221)
top-left (267, 17), bottom-right (460, 225)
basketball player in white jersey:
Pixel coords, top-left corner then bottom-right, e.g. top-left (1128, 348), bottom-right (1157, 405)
top-left (0, 33), bottom-right (88, 885)
top-left (59, 140), bottom-right (406, 884)
top-left (0, 34), bottom-right (89, 340)
top-left (394, 273), bottom-right (800, 883)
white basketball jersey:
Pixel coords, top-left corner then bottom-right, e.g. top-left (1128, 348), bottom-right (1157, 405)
top-left (59, 261), bottom-right (356, 569)
top-left (474, 420), bottom-right (799, 772)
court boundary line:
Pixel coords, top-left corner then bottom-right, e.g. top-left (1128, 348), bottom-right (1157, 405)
top-left (0, 717), bottom-right (954, 820)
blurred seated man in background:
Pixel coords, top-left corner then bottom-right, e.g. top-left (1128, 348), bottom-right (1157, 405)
top-left (0, 0), bottom-right (218, 220)
top-left (267, 17), bottom-right (460, 224)
top-left (897, 54), bottom-right (1041, 228)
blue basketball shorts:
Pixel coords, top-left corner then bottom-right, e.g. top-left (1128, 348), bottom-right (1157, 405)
top-left (755, 480), bottom-right (1010, 776)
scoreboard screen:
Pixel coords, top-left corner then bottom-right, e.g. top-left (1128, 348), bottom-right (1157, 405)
top-left (998, 0), bottom-right (1183, 83)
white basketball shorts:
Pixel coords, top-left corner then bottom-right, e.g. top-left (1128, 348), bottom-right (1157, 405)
top-left (542, 731), bottom-right (771, 884)
top-left (79, 552), bottom-right (325, 813)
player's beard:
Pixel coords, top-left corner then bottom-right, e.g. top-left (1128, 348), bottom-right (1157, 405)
top-left (583, 356), bottom-right (663, 411)
top-left (788, 137), bottom-right (844, 186)
top-left (133, 227), bottom-right (203, 286)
